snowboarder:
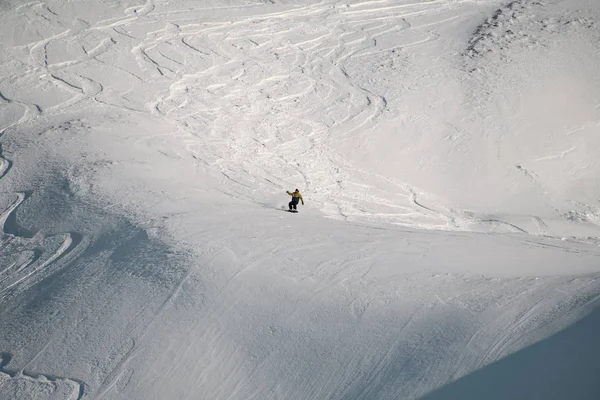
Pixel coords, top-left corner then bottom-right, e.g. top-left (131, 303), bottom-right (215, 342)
top-left (286, 189), bottom-right (304, 212)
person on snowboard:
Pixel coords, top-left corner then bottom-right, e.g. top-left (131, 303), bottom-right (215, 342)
top-left (287, 189), bottom-right (304, 211)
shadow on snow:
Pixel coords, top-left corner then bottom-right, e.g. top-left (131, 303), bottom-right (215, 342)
top-left (419, 306), bottom-right (600, 400)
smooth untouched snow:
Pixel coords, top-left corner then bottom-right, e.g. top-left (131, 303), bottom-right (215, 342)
top-left (0, 0), bottom-right (599, 399)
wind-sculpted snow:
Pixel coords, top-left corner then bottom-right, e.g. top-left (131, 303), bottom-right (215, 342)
top-left (0, 195), bottom-right (83, 302)
top-left (0, 0), bottom-right (599, 399)
top-left (0, 352), bottom-right (85, 400)
top-left (456, 0), bottom-right (600, 238)
top-left (465, 0), bottom-right (598, 60)
top-left (0, 182), bottom-right (194, 399)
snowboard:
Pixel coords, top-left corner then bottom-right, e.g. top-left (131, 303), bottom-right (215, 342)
top-left (286, 209), bottom-right (298, 213)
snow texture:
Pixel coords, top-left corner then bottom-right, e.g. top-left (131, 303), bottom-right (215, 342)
top-left (0, 0), bottom-right (599, 399)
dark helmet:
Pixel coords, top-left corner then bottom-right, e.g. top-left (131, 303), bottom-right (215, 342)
top-left (295, 188), bottom-right (299, 192)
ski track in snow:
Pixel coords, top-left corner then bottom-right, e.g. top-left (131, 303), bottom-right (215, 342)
top-left (0, 170), bottom-right (89, 396)
top-left (0, 189), bottom-right (86, 302)
top-left (0, 0), bottom-right (496, 231)
top-left (0, 0), bottom-right (599, 399)
top-left (0, 188), bottom-right (88, 397)
top-left (1, 0), bottom-right (598, 236)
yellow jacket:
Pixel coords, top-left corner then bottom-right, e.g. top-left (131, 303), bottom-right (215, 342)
top-left (287, 190), bottom-right (304, 205)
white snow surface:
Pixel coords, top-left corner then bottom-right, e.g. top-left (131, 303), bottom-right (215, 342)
top-left (1, 0), bottom-right (600, 399)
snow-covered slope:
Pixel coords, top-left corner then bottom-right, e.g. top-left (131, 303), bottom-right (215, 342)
top-left (1, 0), bottom-right (599, 399)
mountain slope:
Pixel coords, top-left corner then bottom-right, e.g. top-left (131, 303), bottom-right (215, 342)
top-left (0, 0), bottom-right (599, 399)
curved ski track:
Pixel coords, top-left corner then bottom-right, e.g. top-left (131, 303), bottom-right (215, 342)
top-left (4, 0), bottom-right (597, 236)
top-left (1, 1), bottom-right (600, 399)
top-left (0, 0), bottom-right (478, 230)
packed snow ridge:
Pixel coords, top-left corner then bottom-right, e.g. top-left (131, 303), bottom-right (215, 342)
top-left (0, 0), bottom-right (599, 399)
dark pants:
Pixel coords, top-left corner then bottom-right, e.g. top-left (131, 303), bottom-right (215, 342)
top-left (289, 198), bottom-right (299, 210)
